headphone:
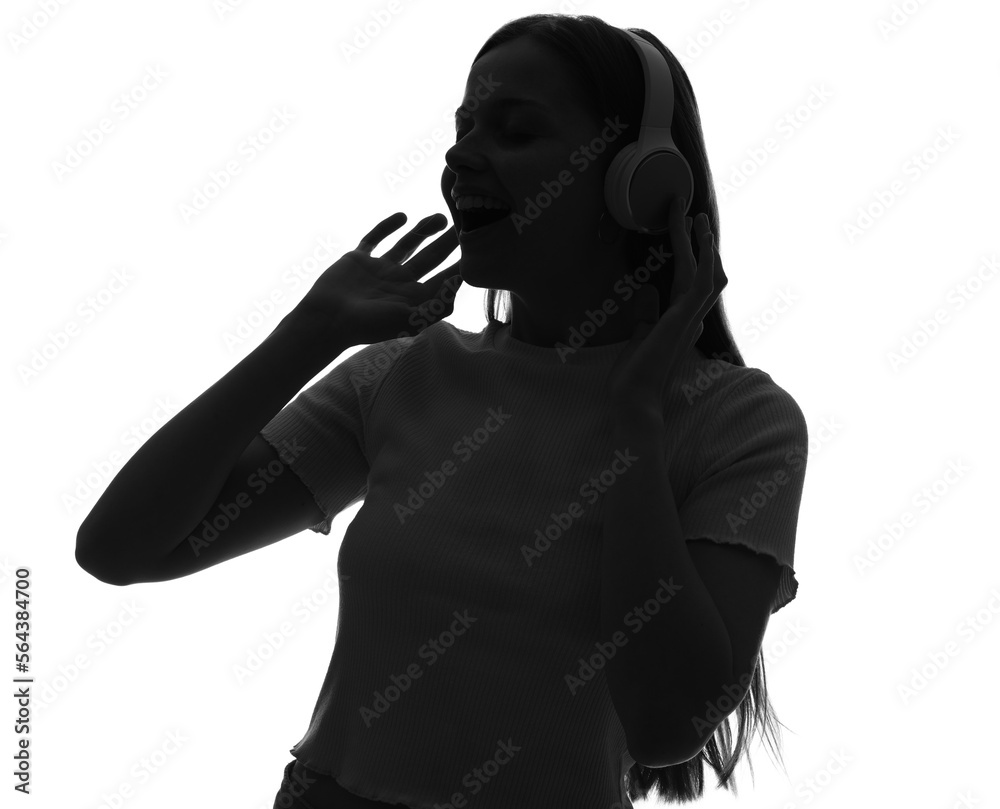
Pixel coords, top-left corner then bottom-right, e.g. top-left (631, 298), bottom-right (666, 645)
top-left (604, 28), bottom-right (693, 234)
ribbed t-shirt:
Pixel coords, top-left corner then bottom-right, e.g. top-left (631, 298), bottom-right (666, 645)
top-left (259, 318), bottom-right (808, 809)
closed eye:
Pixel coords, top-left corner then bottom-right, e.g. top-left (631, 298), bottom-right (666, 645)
top-left (455, 128), bottom-right (535, 143)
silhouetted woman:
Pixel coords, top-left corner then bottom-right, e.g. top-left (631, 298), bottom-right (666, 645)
top-left (77, 14), bottom-right (807, 809)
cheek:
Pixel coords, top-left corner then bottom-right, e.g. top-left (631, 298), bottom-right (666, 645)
top-left (440, 165), bottom-right (456, 197)
top-left (529, 181), bottom-right (604, 227)
top-left (440, 166), bottom-right (458, 218)
top-left (574, 175), bottom-right (611, 214)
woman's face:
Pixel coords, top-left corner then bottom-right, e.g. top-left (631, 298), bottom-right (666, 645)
top-left (441, 35), bottom-right (635, 317)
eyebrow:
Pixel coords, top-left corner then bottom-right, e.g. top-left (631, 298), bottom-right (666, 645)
top-left (454, 98), bottom-right (548, 126)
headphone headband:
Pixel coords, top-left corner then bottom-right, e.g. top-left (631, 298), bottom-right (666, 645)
top-left (604, 28), bottom-right (694, 233)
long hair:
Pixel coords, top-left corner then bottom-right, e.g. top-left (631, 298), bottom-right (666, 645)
top-left (470, 14), bottom-right (790, 803)
top-left (477, 13), bottom-right (745, 372)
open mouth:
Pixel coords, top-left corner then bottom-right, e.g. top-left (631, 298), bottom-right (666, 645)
top-left (458, 206), bottom-right (512, 234)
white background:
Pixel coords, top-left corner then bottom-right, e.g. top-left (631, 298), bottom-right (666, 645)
top-left (4, 0), bottom-right (999, 806)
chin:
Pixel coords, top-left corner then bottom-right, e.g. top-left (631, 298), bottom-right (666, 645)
top-left (457, 258), bottom-right (508, 293)
top-left (456, 259), bottom-right (486, 287)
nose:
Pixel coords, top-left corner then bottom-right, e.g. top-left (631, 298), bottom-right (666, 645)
top-left (444, 128), bottom-right (489, 180)
top-left (442, 130), bottom-right (489, 209)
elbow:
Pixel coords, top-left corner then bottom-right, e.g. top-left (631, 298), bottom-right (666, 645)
top-left (626, 695), bottom-right (729, 768)
top-left (629, 722), bottom-right (709, 769)
top-left (75, 538), bottom-right (136, 587)
top-left (629, 663), bottom-right (758, 767)
top-left (631, 736), bottom-right (709, 769)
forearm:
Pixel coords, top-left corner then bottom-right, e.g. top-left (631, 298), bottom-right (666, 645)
top-left (76, 313), bottom-right (349, 579)
top-left (600, 407), bottom-right (733, 757)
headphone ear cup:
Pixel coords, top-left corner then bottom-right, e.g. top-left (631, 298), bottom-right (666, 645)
top-left (604, 144), bottom-right (694, 234)
top-left (628, 149), bottom-right (694, 233)
top-left (604, 142), bottom-right (639, 229)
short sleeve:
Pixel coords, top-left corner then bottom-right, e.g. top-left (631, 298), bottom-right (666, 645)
top-left (259, 335), bottom-right (415, 534)
top-left (678, 371), bottom-right (808, 614)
